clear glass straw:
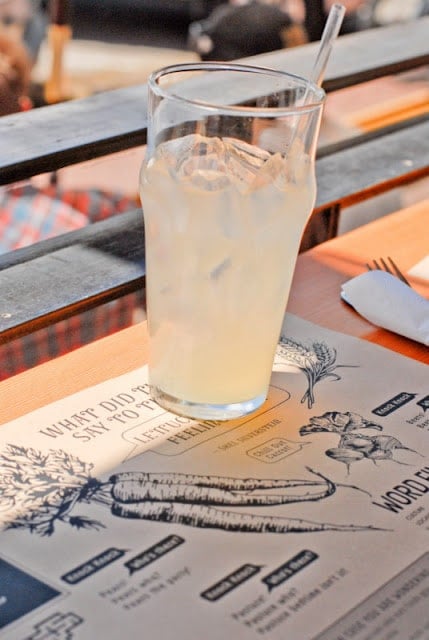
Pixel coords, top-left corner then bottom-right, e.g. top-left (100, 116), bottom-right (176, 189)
top-left (289, 3), bottom-right (345, 147)
top-left (311, 3), bottom-right (346, 87)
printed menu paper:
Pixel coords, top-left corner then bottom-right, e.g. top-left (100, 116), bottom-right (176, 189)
top-left (1, 314), bottom-right (428, 639)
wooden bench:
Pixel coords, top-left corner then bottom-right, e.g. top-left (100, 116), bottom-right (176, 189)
top-left (0, 17), bottom-right (428, 347)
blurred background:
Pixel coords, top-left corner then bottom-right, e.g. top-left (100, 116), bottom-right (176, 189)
top-left (1, 0), bottom-right (428, 229)
top-left (0, 0), bottom-right (427, 106)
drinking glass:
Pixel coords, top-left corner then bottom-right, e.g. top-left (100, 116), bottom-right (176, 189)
top-left (140, 62), bottom-right (325, 420)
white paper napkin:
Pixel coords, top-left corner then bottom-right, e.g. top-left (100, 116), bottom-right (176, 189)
top-left (408, 255), bottom-right (429, 281)
top-left (341, 270), bottom-right (429, 346)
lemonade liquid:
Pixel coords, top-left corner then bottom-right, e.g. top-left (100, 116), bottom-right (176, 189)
top-left (140, 135), bottom-right (316, 418)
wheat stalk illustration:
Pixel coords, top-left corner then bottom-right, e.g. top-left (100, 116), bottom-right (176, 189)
top-left (276, 337), bottom-right (354, 408)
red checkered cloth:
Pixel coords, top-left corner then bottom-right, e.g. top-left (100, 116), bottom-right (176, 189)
top-left (0, 184), bottom-right (143, 380)
top-left (0, 184), bottom-right (139, 251)
top-left (0, 291), bottom-right (145, 380)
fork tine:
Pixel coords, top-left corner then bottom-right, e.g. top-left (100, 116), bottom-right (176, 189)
top-left (365, 257), bottom-right (411, 287)
top-left (367, 259), bottom-right (382, 271)
top-left (387, 256), bottom-right (411, 287)
top-left (380, 257), bottom-right (392, 274)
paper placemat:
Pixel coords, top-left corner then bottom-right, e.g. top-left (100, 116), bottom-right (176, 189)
top-left (1, 314), bottom-right (428, 639)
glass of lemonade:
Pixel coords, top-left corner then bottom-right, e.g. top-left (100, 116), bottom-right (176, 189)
top-left (140, 62), bottom-right (325, 420)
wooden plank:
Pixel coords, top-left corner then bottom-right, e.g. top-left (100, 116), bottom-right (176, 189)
top-left (315, 117), bottom-right (429, 209)
top-left (0, 210), bottom-right (144, 269)
top-left (0, 212), bottom-right (145, 339)
top-left (0, 18), bottom-right (428, 186)
top-left (1, 118), bottom-right (428, 342)
top-left (0, 85), bottom-right (149, 187)
top-left (254, 17), bottom-right (429, 90)
top-left (289, 200), bottom-right (429, 365)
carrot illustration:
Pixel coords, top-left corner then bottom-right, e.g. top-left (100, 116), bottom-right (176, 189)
top-left (110, 467), bottom-right (336, 505)
top-left (110, 469), bottom-right (328, 489)
top-left (111, 500), bottom-right (380, 533)
top-left (0, 444), bottom-right (379, 536)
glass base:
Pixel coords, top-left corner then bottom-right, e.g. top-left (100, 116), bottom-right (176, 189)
top-left (151, 386), bottom-right (267, 421)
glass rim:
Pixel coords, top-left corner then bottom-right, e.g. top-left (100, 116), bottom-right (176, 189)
top-left (148, 62), bottom-right (325, 116)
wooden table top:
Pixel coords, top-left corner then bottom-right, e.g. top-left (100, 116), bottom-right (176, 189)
top-left (1, 199), bottom-right (428, 425)
top-left (290, 199), bottom-right (429, 362)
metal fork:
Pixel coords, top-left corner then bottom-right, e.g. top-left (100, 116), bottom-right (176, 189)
top-left (366, 257), bottom-right (411, 287)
